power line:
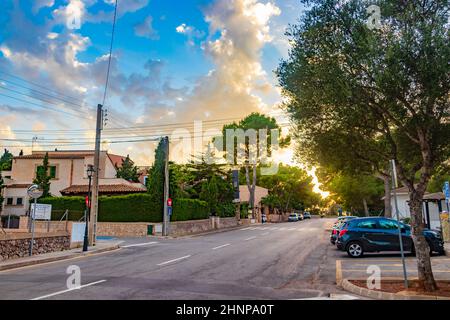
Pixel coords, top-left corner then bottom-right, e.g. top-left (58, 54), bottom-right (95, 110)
top-left (102, 0), bottom-right (118, 107)
top-left (0, 70), bottom-right (87, 105)
top-left (0, 92), bottom-right (93, 121)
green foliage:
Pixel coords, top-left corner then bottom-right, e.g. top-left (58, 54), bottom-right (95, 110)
top-left (428, 164), bottom-right (450, 193)
top-left (39, 195), bottom-right (209, 222)
top-left (259, 164), bottom-right (321, 213)
top-left (147, 138), bottom-right (167, 214)
top-left (0, 172), bottom-right (4, 211)
top-left (33, 152), bottom-right (51, 197)
top-left (326, 173), bottom-right (384, 214)
top-left (115, 155), bottom-right (140, 182)
top-left (277, 0), bottom-right (450, 190)
top-left (0, 149), bottom-right (13, 171)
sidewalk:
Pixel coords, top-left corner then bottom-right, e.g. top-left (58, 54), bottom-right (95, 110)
top-left (445, 243), bottom-right (450, 256)
top-left (0, 240), bottom-right (122, 272)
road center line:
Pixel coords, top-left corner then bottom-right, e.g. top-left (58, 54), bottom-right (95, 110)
top-left (245, 236), bottom-right (257, 241)
top-left (241, 227), bottom-right (251, 231)
top-left (157, 255), bottom-right (191, 266)
top-left (261, 232), bottom-right (269, 236)
top-left (31, 280), bottom-right (107, 300)
top-left (122, 242), bottom-right (158, 248)
top-left (212, 244), bottom-right (231, 250)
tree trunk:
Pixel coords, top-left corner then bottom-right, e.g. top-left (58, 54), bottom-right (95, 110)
top-left (363, 198), bottom-right (369, 217)
top-left (409, 193), bottom-right (438, 291)
top-left (245, 165), bottom-right (257, 219)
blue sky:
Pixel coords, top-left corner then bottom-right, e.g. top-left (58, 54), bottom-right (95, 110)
top-left (0, 0), bottom-right (305, 164)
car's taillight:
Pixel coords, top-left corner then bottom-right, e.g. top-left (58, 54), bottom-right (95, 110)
top-left (332, 229), bottom-right (337, 235)
top-left (339, 229), bottom-right (348, 237)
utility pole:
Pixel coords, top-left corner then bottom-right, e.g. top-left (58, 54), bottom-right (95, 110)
top-left (163, 136), bottom-right (170, 236)
top-left (89, 104), bottom-right (103, 246)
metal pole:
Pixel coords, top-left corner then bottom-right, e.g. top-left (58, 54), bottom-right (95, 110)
top-left (7, 213), bottom-right (10, 229)
top-left (163, 137), bottom-right (170, 236)
top-left (29, 198), bottom-right (37, 256)
top-left (89, 104), bottom-right (103, 246)
top-left (390, 159), bottom-right (408, 289)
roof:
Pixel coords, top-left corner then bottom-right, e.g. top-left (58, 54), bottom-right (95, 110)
top-left (108, 154), bottom-right (126, 168)
top-left (60, 184), bottom-right (147, 195)
top-left (423, 192), bottom-right (445, 201)
top-left (14, 151), bottom-right (96, 160)
top-left (5, 184), bottom-right (30, 189)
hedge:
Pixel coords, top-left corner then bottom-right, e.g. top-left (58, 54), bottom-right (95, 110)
top-left (39, 194), bottom-right (209, 223)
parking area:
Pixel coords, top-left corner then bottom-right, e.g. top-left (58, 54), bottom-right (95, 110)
top-left (336, 255), bottom-right (450, 283)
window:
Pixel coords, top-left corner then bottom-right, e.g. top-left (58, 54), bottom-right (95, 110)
top-left (379, 219), bottom-right (399, 230)
top-left (16, 198), bottom-right (23, 206)
top-left (356, 220), bottom-right (377, 229)
top-left (36, 165), bottom-right (57, 179)
top-left (6, 198), bottom-right (13, 205)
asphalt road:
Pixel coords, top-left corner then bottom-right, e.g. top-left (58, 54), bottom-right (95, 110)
top-left (0, 218), bottom-right (348, 300)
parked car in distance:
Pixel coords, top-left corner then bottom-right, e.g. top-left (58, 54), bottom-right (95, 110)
top-left (330, 216), bottom-right (357, 245)
top-left (336, 217), bottom-right (445, 258)
top-left (297, 213), bottom-right (304, 221)
top-left (288, 213), bottom-right (299, 222)
top-left (303, 212), bottom-right (311, 219)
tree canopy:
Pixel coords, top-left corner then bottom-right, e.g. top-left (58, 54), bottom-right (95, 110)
top-left (278, 0), bottom-right (449, 291)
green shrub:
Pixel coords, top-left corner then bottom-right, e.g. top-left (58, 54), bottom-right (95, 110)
top-left (172, 198), bottom-right (209, 221)
top-left (39, 194), bottom-right (209, 223)
top-left (217, 203), bottom-right (236, 218)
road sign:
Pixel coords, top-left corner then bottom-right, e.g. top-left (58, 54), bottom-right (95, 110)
top-left (167, 198), bottom-right (172, 207)
top-left (31, 203), bottom-right (52, 220)
top-left (168, 207), bottom-right (172, 216)
top-left (27, 184), bottom-right (43, 199)
top-left (444, 181), bottom-right (450, 200)
top-left (85, 196), bottom-right (90, 208)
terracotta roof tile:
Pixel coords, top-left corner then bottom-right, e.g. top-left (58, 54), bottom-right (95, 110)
top-left (5, 184), bottom-right (30, 189)
top-left (60, 184), bottom-right (147, 195)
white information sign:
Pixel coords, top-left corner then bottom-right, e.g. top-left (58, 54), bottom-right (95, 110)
top-left (31, 204), bottom-right (52, 220)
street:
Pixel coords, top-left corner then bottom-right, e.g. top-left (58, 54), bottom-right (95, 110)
top-left (0, 219), bottom-right (346, 300)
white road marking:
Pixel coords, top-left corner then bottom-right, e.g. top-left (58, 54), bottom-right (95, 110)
top-left (241, 227), bottom-right (251, 231)
top-left (212, 244), bottom-right (231, 250)
top-left (279, 227), bottom-right (287, 231)
top-left (31, 280), bottom-right (107, 300)
top-left (122, 242), bottom-right (158, 248)
top-left (157, 255), bottom-right (191, 266)
top-left (261, 232), bottom-right (269, 236)
top-left (287, 228), bottom-right (296, 231)
top-left (245, 236), bottom-right (257, 241)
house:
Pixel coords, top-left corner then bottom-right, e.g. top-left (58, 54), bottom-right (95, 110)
top-left (1, 150), bottom-right (147, 217)
top-left (239, 185), bottom-right (269, 220)
top-left (386, 186), bottom-right (446, 230)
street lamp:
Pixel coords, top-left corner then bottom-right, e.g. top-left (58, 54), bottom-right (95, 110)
top-left (83, 165), bottom-right (95, 252)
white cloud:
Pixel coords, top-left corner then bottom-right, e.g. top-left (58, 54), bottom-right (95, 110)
top-left (134, 16), bottom-right (159, 40)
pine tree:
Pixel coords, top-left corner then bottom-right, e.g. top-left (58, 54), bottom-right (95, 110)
top-left (33, 152), bottom-right (51, 198)
top-left (116, 155), bottom-right (139, 182)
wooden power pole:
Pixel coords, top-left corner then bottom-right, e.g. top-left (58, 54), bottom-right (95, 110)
top-left (89, 104), bottom-right (103, 246)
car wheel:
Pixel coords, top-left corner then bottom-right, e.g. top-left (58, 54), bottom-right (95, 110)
top-left (346, 242), bottom-right (364, 258)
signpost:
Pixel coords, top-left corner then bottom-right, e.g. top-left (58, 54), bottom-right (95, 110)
top-left (444, 181), bottom-right (450, 212)
top-left (27, 185), bottom-right (43, 257)
top-left (390, 160), bottom-right (408, 289)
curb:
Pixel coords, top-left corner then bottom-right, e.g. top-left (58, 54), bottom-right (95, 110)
top-left (0, 245), bottom-right (120, 272)
top-left (180, 224), bottom-right (257, 238)
top-left (342, 279), bottom-right (450, 300)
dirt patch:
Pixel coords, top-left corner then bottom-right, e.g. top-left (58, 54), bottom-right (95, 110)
top-left (350, 280), bottom-right (450, 298)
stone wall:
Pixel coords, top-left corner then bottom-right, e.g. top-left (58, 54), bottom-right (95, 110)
top-left (169, 219), bottom-right (212, 237)
top-left (97, 222), bottom-right (150, 237)
top-left (0, 232), bottom-right (70, 261)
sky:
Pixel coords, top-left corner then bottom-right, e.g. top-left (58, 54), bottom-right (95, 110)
top-left (0, 0), bottom-right (306, 167)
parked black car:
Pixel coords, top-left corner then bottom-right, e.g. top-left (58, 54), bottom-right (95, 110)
top-left (336, 217), bottom-right (445, 258)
